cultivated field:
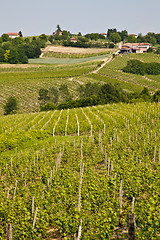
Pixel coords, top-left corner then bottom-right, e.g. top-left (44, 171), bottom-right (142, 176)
top-left (0, 102), bottom-right (159, 239)
top-left (42, 45), bottom-right (111, 54)
top-left (0, 53), bottom-right (160, 115)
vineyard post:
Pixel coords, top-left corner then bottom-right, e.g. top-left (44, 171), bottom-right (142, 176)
top-left (13, 180), bottom-right (17, 198)
top-left (120, 180), bottom-right (123, 213)
top-left (77, 219), bottom-right (82, 240)
top-left (6, 223), bottom-right (12, 240)
top-left (42, 185), bottom-right (45, 199)
top-left (114, 172), bottom-right (117, 198)
top-left (50, 170), bottom-right (52, 182)
top-left (119, 180), bottom-right (123, 227)
top-left (128, 213), bottom-right (136, 240)
top-left (108, 157), bottom-right (110, 175)
top-left (153, 145), bottom-right (156, 163)
top-left (33, 207), bottom-right (38, 229)
top-left (32, 197), bottom-right (34, 215)
top-left (91, 125), bottom-right (92, 136)
top-left (131, 197), bottom-right (135, 212)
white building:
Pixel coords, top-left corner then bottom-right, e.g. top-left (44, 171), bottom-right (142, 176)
top-left (6, 33), bottom-right (20, 38)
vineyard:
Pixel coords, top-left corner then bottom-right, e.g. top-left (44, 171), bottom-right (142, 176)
top-left (98, 53), bottom-right (160, 91)
top-left (0, 61), bottom-right (100, 115)
top-left (0, 53), bottom-right (160, 115)
top-left (0, 102), bottom-right (160, 239)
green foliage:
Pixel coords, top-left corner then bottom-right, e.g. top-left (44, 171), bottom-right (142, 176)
top-left (123, 59), bottom-right (160, 75)
top-left (77, 82), bottom-right (100, 98)
top-left (0, 103), bottom-right (159, 239)
top-left (123, 60), bottom-right (146, 75)
top-left (49, 86), bottom-right (59, 104)
top-left (38, 89), bottom-right (50, 105)
top-left (109, 32), bottom-right (121, 43)
top-left (152, 90), bottom-right (160, 102)
top-left (85, 33), bottom-right (105, 40)
top-left (1, 33), bottom-right (10, 42)
top-left (4, 96), bottom-right (18, 115)
top-left (127, 35), bottom-right (137, 43)
top-left (40, 102), bottom-right (57, 111)
top-left (4, 50), bottom-right (11, 63)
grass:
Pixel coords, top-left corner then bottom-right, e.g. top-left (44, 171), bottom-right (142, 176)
top-left (29, 53), bottom-right (110, 64)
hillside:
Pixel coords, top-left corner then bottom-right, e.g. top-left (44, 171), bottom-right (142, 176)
top-left (0, 102), bottom-right (159, 239)
top-left (0, 52), bottom-right (160, 115)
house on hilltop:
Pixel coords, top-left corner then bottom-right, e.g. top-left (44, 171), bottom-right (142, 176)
top-left (100, 33), bottom-right (107, 38)
top-left (120, 43), bottom-right (151, 54)
top-left (6, 32), bottom-right (20, 38)
top-left (70, 37), bottom-right (77, 43)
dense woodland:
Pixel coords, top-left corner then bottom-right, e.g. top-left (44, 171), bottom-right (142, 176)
top-left (0, 34), bottom-right (47, 64)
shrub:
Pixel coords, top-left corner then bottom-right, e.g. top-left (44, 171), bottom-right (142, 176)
top-left (4, 97), bottom-right (18, 115)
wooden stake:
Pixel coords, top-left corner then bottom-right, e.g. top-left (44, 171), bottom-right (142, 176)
top-left (6, 223), bottom-right (12, 240)
top-left (119, 180), bottom-right (123, 215)
top-left (128, 213), bottom-right (136, 240)
top-left (33, 207), bottom-right (38, 229)
top-left (32, 197), bottom-right (34, 215)
top-left (131, 197), bottom-right (135, 212)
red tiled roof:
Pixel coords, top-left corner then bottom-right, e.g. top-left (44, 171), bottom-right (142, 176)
top-left (6, 33), bottom-right (19, 36)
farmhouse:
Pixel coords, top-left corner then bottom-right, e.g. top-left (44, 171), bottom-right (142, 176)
top-left (6, 32), bottom-right (20, 38)
top-left (100, 33), bottom-right (107, 38)
top-left (120, 43), bottom-right (151, 54)
top-left (128, 34), bottom-right (138, 38)
top-left (70, 37), bottom-right (77, 43)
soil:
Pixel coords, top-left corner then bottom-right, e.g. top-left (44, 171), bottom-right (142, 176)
top-left (42, 45), bottom-right (110, 54)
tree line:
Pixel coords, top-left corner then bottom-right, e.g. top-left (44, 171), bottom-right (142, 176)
top-left (3, 83), bottom-right (160, 115)
top-left (0, 33), bottom-right (48, 64)
top-left (123, 60), bottom-right (160, 75)
top-left (38, 83), bottom-right (160, 111)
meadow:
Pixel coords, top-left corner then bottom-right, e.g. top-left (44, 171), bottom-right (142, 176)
top-left (0, 102), bottom-right (160, 239)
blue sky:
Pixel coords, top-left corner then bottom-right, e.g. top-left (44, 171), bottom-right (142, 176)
top-left (1, 0), bottom-right (160, 36)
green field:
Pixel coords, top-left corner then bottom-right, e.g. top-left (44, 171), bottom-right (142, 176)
top-left (0, 102), bottom-right (159, 239)
top-left (29, 53), bottom-right (110, 64)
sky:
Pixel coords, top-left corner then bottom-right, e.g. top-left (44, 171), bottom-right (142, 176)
top-left (1, 0), bottom-right (160, 37)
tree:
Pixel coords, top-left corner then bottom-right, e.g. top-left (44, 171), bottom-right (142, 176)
top-left (4, 50), bottom-right (11, 63)
top-left (120, 30), bottom-right (128, 41)
top-left (127, 35), bottom-right (137, 43)
top-left (107, 28), bottom-right (117, 39)
top-left (49, 86), bottom-right (59, 104)
top-left (56, 24), bottom-right (62, 35)
top-left (18, 31), bottom-right (23, 37)
top-left (109, 32), bottom-right (121, 43)
top-left (4, 96), bottom-right (18, 115)
top-left (38, 88), bottom-right (50, 105)
top-left (1, 34), bottom-right (10, 42)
